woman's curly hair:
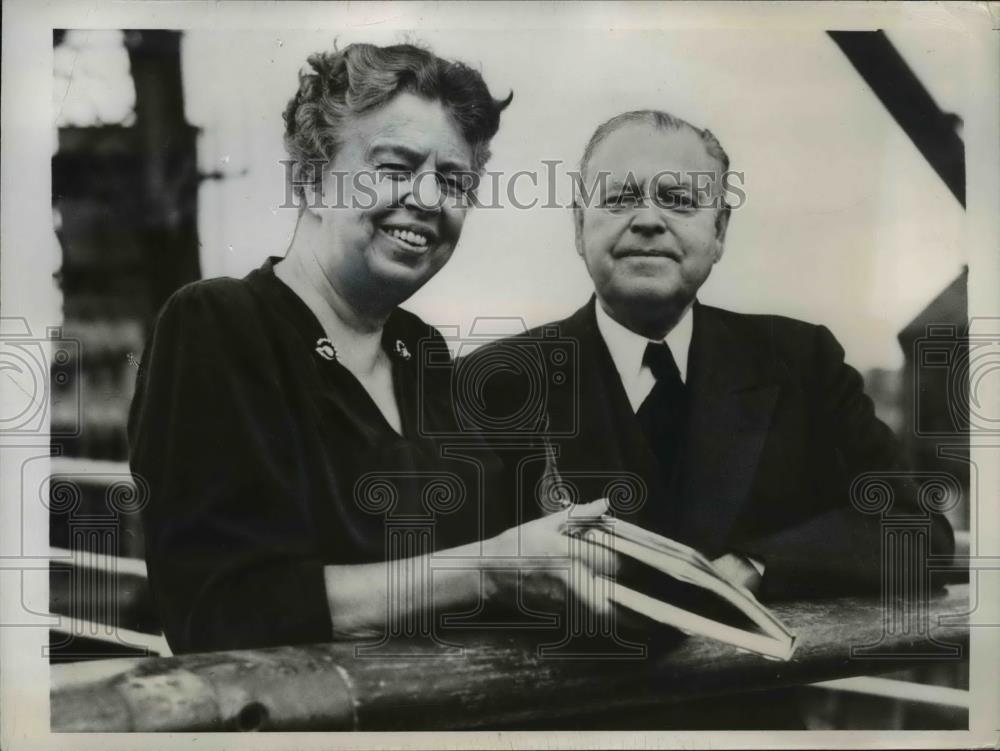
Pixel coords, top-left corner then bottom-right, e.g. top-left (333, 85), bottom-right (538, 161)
top-left (283, 42), bottom-right (512, 201)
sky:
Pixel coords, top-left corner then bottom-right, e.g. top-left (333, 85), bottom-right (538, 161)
top-left (179, 27), bottom-right (971, 372)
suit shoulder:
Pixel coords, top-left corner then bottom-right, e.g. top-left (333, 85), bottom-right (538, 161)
top-left (702, 304), bottom-right (831, 352)
top-left (702, 304), bottom-right (822, 339)
top-left (699, 305), bottom-right (847, 382)
top-left (462, 313), bottom-right (579, 363)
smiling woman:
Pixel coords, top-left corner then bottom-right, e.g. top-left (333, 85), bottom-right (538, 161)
top-left (279, 92), bottom-right (475, 347)
top-left (127, 42), bottom-right (617, 654)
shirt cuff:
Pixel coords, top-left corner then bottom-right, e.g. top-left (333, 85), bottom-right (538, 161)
top-left (746, 555), bottom-right (766, 577)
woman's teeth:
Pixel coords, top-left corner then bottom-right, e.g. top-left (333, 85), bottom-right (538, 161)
top-left (386, 228), bottom-right (428, 247)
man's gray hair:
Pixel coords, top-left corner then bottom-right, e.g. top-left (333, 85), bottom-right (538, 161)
top-left (579, 109), bottom-right (731, 179)
top-left (572, 110), bottom-right (732, 249)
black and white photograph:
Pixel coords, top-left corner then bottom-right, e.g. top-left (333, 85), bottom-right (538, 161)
top-left (1, 1), bottom-right (998, 748)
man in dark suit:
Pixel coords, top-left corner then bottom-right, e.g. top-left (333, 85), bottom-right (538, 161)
top-left (473, 108), bottom-right (953, 606)
top-left (465, 109), bottom-right (954, 729)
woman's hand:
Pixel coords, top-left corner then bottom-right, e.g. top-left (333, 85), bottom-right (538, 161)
top-left (324, 498), bottom-right (621, 641)
top-left (484, 498), bottom-right (619, 618)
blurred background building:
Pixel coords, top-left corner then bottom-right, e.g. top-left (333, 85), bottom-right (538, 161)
top-left (47, 27), bottom-right (973, 729)
top-left (49, 29), bottom-right (200, 660)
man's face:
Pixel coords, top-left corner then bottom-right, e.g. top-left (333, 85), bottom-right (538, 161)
top-left (576, 123), bottom-right (728, 321)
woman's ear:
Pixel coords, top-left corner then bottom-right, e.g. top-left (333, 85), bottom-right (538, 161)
top-left (301, 179), bottom-right (324, 218)
top-left (295, 158), bottom-right (332, 219)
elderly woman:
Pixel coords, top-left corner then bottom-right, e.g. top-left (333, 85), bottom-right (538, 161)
top-left (129, 42), bottom-right (609, 654)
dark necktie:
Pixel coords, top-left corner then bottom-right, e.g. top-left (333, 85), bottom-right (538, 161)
top-left (635, 342), bottom-right (687, 487)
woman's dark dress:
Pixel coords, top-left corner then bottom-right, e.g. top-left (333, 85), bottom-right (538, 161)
top-left (128, 257), bottom-right (510, 654)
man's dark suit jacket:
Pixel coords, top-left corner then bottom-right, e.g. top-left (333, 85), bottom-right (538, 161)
top-left (473, 298), bottom-right (954, 601)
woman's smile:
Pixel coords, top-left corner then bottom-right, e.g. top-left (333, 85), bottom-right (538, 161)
top-left (377, 221), bottom-right (438, 253)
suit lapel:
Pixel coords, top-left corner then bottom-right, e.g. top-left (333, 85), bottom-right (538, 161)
top-left (675, 303), bottom-right (780, 556)
top-left (551, 299), bottom-right (667, 518)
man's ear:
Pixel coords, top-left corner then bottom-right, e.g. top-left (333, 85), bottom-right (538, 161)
top-left (572, 203), bottom-right (585, 258)
top-left (713, 204), bottom-right (730, 262)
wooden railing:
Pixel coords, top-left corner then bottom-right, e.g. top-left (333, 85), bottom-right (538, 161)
top-left (51, 583), bottom-right (969, 731)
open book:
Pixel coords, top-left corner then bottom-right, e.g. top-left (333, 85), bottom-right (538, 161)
top-left (562, 517), bottom-right (797, 661)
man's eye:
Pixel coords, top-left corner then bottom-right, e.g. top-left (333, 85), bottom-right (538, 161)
top-left (377, 163), bottom-right (412, 179)
top-left (656, 190), bottom-right (695, 211)
top-left (604, 193), bottom-right (642, 210)
top-left (657, 190), bottom-right (695, 210)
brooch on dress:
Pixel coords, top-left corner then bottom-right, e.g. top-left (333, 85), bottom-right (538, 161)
top-left (315, 337), bottom-right (338, 361)
top-left (394, 339), bottom-right (412, 361)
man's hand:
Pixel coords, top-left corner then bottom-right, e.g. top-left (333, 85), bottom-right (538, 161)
top-left (711, 553), bottom-right (764, 595)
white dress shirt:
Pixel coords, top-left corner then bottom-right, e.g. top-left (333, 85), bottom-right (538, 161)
top-left (593, 299), bottom-right (694, 413)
